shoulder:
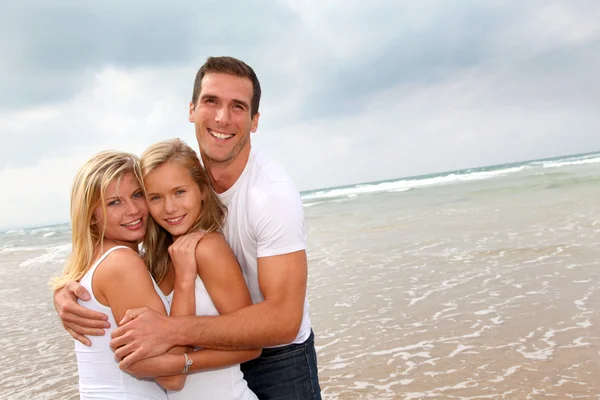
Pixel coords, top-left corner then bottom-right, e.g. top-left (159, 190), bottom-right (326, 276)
top-left (248, 156), bottom-right (302, 211)
top-left (95, 247), bottom-right (148, 282)
top-left (234, 152), bottom-right (302, 210)
top-left (250, 151), bottom-right (298, 191)
top-left (194, 232), bottom-right (231, 262)
top-left (250, 180), bottom-right (303, 217)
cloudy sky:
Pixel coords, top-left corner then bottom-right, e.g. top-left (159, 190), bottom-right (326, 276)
top-left (1, 0), bottom-right (599, 229)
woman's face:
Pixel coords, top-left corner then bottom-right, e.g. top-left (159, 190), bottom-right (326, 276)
top-left (144, 162), bottom-right (204, 239)
top-left (93, 172), bottom-right (148, 245)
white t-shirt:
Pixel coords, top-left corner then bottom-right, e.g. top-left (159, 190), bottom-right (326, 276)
top-left (216, 149), bottom-right (312, 345)
top-left (75, 246), bottom-right (169, 400)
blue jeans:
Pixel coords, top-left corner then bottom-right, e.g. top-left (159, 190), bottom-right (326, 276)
top-left (241, 330), bottom-right (321, 399)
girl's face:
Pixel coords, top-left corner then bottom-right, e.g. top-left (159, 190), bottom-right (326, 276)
top-left (93, 172), bottom-right (148, 247)
top-left (144, 162), bottom-right (204, 239)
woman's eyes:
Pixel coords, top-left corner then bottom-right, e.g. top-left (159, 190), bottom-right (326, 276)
top-left (147, 190), bottom-right (185, 200)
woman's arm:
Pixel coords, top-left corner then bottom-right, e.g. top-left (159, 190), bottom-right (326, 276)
top-left (124, 232), bottom-right (260, 378)
top-left (189, 232), bottom-right (262, 368)
top-left (119, 233), bottom-right (205, 388)
top-left (94, 248), bottom-right (186, 391)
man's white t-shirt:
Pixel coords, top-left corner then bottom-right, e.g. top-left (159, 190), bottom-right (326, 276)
top-left (216, 149), bottom-right (312, 346)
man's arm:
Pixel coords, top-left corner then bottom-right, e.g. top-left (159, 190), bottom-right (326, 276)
top-left (182, 249), bottom-right (308, 348)
top-left (111, 249), bottom-right (307, 367)
top-left (53, 281), bottom-right (111, 346)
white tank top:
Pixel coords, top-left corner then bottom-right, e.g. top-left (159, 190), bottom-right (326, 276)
top-left (165, 275), bottom-right (257, 400)
top-left (75, 246), bottom-right (169, 400)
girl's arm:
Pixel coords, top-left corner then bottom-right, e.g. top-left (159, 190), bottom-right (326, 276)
top-left (189, 232), bottom-right (262, 368)
top-left (123, 232), bottom-right (261, 378)
top-left (121, 233), bottom-right (205, 388)
top-left (94, 248), bottom-right (188, 391)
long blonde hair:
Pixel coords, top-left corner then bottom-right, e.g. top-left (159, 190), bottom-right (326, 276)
top-left (140, 138), bottom-right (226, 283)
top-left (51, 151), bottom-right (142, 291)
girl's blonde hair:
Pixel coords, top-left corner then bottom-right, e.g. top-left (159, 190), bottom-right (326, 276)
top-left (140, 138), bottom-right (225, 283)
top-left (51, 151), bottom-right (142, 291)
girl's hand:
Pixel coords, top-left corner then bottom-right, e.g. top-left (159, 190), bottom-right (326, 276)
top-left (168, 231), bottom-right (205, 282)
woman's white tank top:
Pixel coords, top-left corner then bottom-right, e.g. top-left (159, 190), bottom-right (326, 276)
top-left (165, 275), bottom-right (257, 400)
top-left (75, 246), bottom-right (169, 400)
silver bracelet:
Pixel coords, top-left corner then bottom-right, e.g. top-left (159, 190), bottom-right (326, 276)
top-left (182, 353), bottom-right (193, 374)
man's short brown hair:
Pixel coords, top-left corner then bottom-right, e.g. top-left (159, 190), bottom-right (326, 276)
top-left (192, 56), bottom-right (261, 118)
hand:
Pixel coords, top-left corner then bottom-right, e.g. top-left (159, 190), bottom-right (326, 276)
top-left (168, 231), bottom-right (205, 282)
top-left (110, 307), bottom-right (174, 369)
top-left (54, 281), bottom-right (110, 346)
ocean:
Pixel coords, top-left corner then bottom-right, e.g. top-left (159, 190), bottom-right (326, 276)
top-left (1, 151), bottom-right (599, 399)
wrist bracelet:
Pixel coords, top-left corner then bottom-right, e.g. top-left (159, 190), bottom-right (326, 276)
top-left (183, 353), bottom-right (193, 374)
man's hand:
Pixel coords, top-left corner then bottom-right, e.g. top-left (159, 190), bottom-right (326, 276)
top-left (54, 281), bottom-right (110, 346)
top-left (110, 307), bottom-right (175, 369)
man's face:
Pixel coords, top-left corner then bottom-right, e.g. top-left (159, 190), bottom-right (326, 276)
top-left (189, 72), bottom-right (260, 166)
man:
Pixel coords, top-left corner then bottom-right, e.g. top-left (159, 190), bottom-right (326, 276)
top-left (54, 56), bottom-right (321, 399)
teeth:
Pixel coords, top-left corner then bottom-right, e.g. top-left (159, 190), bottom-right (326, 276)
top-left (123, 219), bottom-right (141, 227)
top-left (167, 216), bottom-right (184, 223)
top-left (209, 130), bottom-right (234, 140)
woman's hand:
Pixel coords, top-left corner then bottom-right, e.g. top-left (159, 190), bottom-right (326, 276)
top-left (168, 231), bottom-right (206, 283)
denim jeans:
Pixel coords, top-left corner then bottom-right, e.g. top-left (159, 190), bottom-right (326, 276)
top-left (241, 330), bottom-right (321, 399)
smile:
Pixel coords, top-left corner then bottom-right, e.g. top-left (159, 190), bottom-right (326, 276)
top-left (121, 218), bottom-right (143, 229)
top-left (208, 129), bottom-right (234, 140)
top-left (165, 215), bottom-right (186, 225)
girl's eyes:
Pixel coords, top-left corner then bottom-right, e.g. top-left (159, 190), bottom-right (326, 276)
top-left (149, 196), bottom-right (160, 201)
top-left (175, 190), bottom-right (185, 195)
top-left (133, 191), bottom-right (143, 198)
top-left (107, 199), bottom-right (120, 207)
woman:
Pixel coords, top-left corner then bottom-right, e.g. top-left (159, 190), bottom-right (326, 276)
top-left (51, 150), bottom-right (192, 399)
top-left (125, 138), bottom-right (259, 399)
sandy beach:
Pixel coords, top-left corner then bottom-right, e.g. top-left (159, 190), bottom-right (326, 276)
top-left (1, 153), bottom-right (599, 399)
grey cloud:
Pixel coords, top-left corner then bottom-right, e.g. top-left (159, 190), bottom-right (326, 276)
top-left (2, 0), bottom-right (600, 172)
top-left (0, 0), bottom-right (298, 110)
top-left (290, 1), bottom-right (600, 121)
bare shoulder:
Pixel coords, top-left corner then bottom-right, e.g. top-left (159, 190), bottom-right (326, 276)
top-left (194, 231), bottom-right (237, 270)
top-left (95, 247), bottom-right (148, 281)
top-left (195, 232), bottom-right (230, 257)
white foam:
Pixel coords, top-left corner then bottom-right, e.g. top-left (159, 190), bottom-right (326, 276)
top-left (0, 245), bottom-right (50, 254)
top-left (19, 244), bottom-right (71, 267)
top-left (540, 156), bottom-right (600, 169)
top-left (302, 166), bottom-right (527, 202)
top-left (448, 344), bottom-right (473, 358)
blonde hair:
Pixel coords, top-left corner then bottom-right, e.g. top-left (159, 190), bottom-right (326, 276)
top-left (140, 138), bottom-right (226, 283)
top-left (51, 151), bottom-right (142, 291)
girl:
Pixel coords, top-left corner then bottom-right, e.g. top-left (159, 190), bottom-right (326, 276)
top-left (124, 138), bottom-right (259, 400)
top-left (51, 151), bottom-right (196, 399)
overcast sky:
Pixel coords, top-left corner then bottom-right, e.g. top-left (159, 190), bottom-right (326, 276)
top-left (1, 0), bottom-right (599, 229)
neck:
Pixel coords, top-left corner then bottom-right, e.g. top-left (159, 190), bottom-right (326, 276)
top-left (202, 145), bottom-right (251, 194)
top-left (100, 239), bottom-right (139, 254)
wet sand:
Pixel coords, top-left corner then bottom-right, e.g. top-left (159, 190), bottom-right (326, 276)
top-left (1, 162), bottom-right (599, 399)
